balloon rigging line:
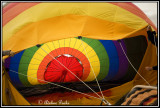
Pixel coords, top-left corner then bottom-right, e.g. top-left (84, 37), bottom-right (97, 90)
top-left (45, 41), bottom-right (81, 74)
top-left (40, 45), bottom-right (104, 101)
top-left (45, 43), bottom-right (56, 57)
top-left (7, 38), bottom-right (111, 104)
top-left (119, 41), bottom-right (151, 86)
top-left (80, 38), bottom-right (111, 105)
top-left (8, 69), bottom-right (106, 103)
top-left (80, 39), bottom-right (104, 99)
top-left (40, 44), bottom-right (103, 99)
top-left (44, 41), bottom-right (84, 77)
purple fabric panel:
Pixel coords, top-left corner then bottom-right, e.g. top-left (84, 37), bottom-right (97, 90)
top-left (112, 40), bottom-right (129, 80)
top-left (4, 57), bottom-right (11, 69)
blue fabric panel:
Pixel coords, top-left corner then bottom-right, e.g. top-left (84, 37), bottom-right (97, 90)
top-left (99, 40), bottom-right (119, 81)
top-left (9, 50), bottom-right (24, 87)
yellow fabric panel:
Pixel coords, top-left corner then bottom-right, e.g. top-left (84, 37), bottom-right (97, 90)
top-left (27, 38), bottom-right (100, 84)
top-left (3, 3), bottom-right (147, 45)
top-left (2, 74), bottom-right (15, 105)
top-left (86, 50), bottom-right (97, 58)
top-left (74, 39), bottom-right (100, 81)
top-left (85, 67), bottom-right (100, 82)
top-left (90, 61), bottom-right (100, 67)
top-left (78, 41), bottom-right (88, 52)
top-left (88, 56), bottom-right (99, 62)
top-left (114, 7), bottom-right (147, 29)
top-left (133, 42), bottom-right (157, 86)
top-left (72, 39), bottom-right (82, 49)
top-left (59, 39), bottom-right (65, 48)
top-left (53, 40), bottom-right (61, 49)
top-left (27, 70), bottom-right (40, 85)
top-left (64, 38), bottom-right (70, 47)
top-left (28, 44), bottom-right (51, 85)
top-left (2, 73), bottom-right (30, 105)
top-left (47, 42), bottom-right (55, 50)
top-left (69, 38), bottom-right (77, 48)
top-left (3, 14), bottom-right (138, 52)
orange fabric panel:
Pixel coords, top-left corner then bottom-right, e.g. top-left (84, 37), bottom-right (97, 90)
top-left (37, 47), bottom-right (91, 83)
top-left (3, 14), bottom-right (136, 52)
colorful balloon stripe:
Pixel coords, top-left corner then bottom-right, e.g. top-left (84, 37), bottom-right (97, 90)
top-left (111, 3), bottom-right (157, 31)
top-left (111, 40), bottom-right (128, 80)
top-left (37, 47), bottom-right (91, 84)
top-left (100, 40), bottom-right (119, 81)
top-left (4, 36), bottom-right (147, 87)
top-left (3, 3), bottom-right (18, 14)
top-left (119, 36), bottom-right (148, 82)
top-left (9, 51), bottom-right (24, 87)
top-left (19, 45), bottom-right (41, 86)
top-left (26, 38), bottom-right (100, 85)
top-left (3, 3), bottom-right (39, 26)
top-left (3, 3), bottom-right (150, 51)
top-left (3, 2), bottom-right (154, 30)
top-left (80, 37), bottom-right (109, 81)
top-left (3, 3), bottom-right (148, 28)
top-left (4, 57), bottom-right (11, 69)
top-left (2, 3), bottom-right (156, 105)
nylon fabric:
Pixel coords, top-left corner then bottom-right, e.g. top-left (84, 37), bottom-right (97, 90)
top-left (44, 55), bottom-right (83, 82)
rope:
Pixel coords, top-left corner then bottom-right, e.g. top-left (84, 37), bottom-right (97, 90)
top-left (118, 40), bottom-right (150, 86)
top-left (79, 38), bottom-right (111, 105)
top-left (9, 70), bottom-right (102, 101)
top-left (39, 46), bottom-right (104, 100)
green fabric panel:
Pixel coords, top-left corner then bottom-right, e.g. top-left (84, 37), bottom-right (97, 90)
top-left (76, 37), bottom-right (109, 81)
top-left (18, 45), bottom-right (42, 86)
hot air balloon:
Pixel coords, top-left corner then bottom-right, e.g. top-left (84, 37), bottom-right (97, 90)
top-left (2, 2), bottom-right (157, 106)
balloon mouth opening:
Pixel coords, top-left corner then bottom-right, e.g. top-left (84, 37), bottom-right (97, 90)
top-left (56, 54), bottom-right (83, 65)
top-left (44, 54), bottom-right (84, 83)
top-left (46, 54), bottom-right (83, 69)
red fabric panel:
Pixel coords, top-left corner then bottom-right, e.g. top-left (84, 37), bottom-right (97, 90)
top-left (3, 3), bottom-right (18, 14)
top-left (37, 47), bottom-right (90, 83)
top-left (44, 55), bottom-right (83, 82)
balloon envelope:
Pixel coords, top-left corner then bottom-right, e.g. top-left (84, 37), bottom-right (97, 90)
top-left (2, 2), bottom-right (157, 106)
